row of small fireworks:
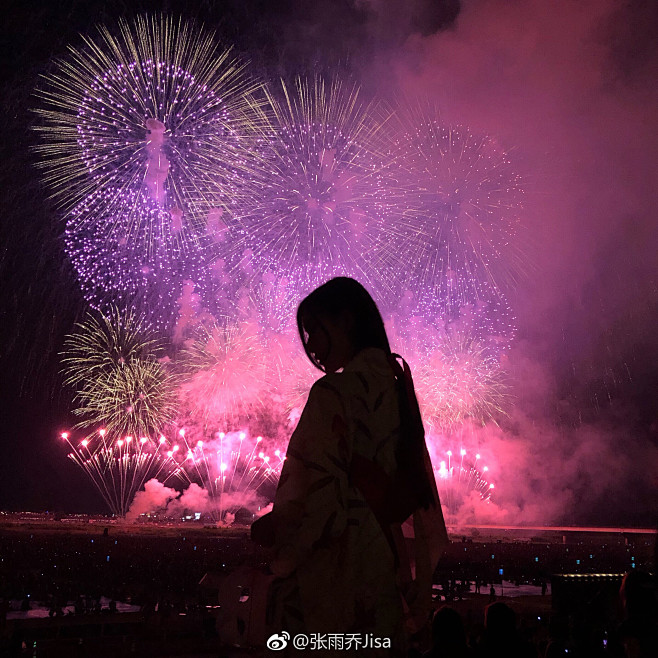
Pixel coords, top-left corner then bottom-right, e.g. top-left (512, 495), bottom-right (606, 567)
top-left (60, 426), bottom-right (493, 520)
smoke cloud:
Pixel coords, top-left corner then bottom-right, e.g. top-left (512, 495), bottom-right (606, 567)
top-left (126, 478), bottom-right (271, 525)
top-left (385, 0), bottom-right (658, 524)
top-left (126, 478), bottom-right (178, 522)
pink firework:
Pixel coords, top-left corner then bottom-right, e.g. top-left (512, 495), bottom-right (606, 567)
top-left (226, 77), bottom-right (399, 303)
top-left (428, 437), bottom-right (496, 516)
top-left (390, 102), bottom-right (526, 310)
top-left (177, 320), bottom-right (270, 431)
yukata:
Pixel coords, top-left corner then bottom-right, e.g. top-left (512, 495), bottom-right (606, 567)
top-left (267, 347), bottom-right (448, 655)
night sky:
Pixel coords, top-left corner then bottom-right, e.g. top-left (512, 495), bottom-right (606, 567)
top-left (1, 0), bottom-right (656, 526)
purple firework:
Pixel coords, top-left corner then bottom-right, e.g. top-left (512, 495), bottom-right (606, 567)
top-left (33, 14), bottom-right (266, 246)
top-left (64, 187), bottom-right (209, 330)
top-left (391, 104), bottom-right (525, 310)
top-left (226, 77), bottom-right (399, 304)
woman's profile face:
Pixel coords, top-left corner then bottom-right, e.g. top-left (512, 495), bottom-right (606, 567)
top-left (302, 311), bottom-right (355, 373)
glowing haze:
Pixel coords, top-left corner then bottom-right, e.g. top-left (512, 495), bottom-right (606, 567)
top-left (384, 0), bottom-right (658, 525)
top-left (9, 1), bottom-right (654, 525)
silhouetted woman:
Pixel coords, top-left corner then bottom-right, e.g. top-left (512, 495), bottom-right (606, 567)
top-left (252, 277), bottom-right (448, 655)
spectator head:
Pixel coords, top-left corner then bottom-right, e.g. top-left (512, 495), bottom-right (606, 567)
top-left (431, 605), bottom-right (468, 651)
top-left (485, 601), bottom-right (517, 639)
top-left (620, 570), bottom-right (657, 618)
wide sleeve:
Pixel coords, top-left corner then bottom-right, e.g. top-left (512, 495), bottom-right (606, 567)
top-left (270, 377), bottom-right (351, 578)
top-left (398, 447), bottom-right (450, 633)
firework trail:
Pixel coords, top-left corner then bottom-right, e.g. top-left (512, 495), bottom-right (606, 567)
top-left (60, 429), bottom-right (183, 517)
top-left (62, 308), bottom-right (179, 439)
top-left (33, 14), bottom-right (266, 244)
top-left (390, 102), bottom-right (525, 311)
top-left (226, 77), bottom-right (399, 301)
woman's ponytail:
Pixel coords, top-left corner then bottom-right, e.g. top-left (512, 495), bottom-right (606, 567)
top-left (388, 353), bottom-right (436, 511)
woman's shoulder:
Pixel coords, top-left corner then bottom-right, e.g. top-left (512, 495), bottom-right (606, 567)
top-left (306, 373), bottom-right (347, 407)
top-left (305, 371), bottom-right (362, 411)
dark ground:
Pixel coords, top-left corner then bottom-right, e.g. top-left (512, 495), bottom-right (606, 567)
top-left (0, 519), bottom-right (654, 656)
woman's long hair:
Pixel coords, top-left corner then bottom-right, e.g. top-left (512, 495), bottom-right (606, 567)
top-left (297, 277), bottom-right (435, 510)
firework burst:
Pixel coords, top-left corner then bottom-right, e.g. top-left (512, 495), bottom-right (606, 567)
top-left (402, 329), bottom-right (509, 433)
top-left (62, 308), bottom-right (179, 438)
top-left (228, 77), bottom-right (398, 300)
top-left (34, 14), bottom-right (266, 241)
top-left (391, 103), bottom-right (525, 310)
top-left (64, 187), bottom-right (211, 329)
top-left (177, 320), bottom-right (270, 432)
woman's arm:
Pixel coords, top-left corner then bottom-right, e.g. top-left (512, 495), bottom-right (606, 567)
top-left (270, 377), bottom-right (351, 577)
